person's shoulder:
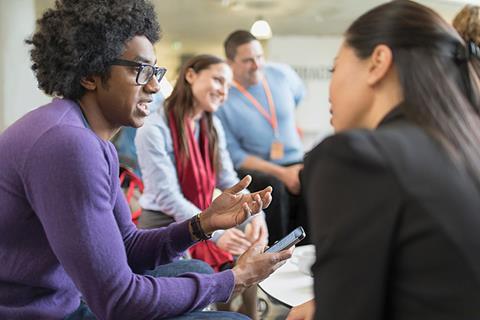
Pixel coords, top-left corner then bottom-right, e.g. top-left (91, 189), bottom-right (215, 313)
top-left (3, 99), bottom-right (116, 168)
top-left (265, 62), bottom-right (296, 79)
top-left (27, 99), bottom-right (109, 154)
top-left (374, 118), bottom-right (429, 149)
top-left (212, 114), bottom-right (223, 126)
top-left (16, 98), bottom-right (83, 130)
top-left (306, 129), bottom-right (389, 169)
top-left (373, 119), bottom-right (450, 175)
top-left (212, 114), bottom-right (226, 133)
top-left (22, 120), bottom-right (115, 179)
top-left (223, 86), bottom-right (243, 106)
top-left (217, 93), bottom-right (240, 118)
top-left (39, 122), bottom-right (109, 157)
top-left (307, 119), bottom-right (440, 173)
top-left (265, 62), bottom-right (290, 72)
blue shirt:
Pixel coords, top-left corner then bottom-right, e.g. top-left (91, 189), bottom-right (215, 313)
top-left (216, 63), bottom-right (305, 168)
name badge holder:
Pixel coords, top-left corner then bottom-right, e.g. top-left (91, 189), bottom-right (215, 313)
top-left (233, 78), bottom-right (284, 161)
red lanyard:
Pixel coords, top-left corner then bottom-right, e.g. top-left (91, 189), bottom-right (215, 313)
top-left (232, 78), bottom-right (278, 134)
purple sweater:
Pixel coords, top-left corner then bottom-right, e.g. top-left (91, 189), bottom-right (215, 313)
top-left (0, 99), bottom-right (234, 319)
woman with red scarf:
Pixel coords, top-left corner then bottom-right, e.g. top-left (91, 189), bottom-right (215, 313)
top-left (136, 54), bottom-right (268, 319)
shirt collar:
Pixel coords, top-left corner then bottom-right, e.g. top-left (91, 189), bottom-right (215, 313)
top-left (377, 103), bottom-right (405, 128)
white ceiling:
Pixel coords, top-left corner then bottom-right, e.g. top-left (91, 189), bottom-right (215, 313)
top-left (152, 0), bottom-right (472, 45)
top-left (154, 0), bottom-right (385, 41)
top-left (36, 0), bottom-right (475, 39)
top-left (35, 0), bottom-right (477, 59)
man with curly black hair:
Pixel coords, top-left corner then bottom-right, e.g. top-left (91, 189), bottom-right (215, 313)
top-left (0, 1), bottom-right (292, 319)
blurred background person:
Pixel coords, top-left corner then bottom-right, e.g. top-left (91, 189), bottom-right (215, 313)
top-left (453, 4), bottom-right (480, 46)
top-left (217, 30), bottom-right (309, 245)
top-left (135, 54), bottom-right (268, 319)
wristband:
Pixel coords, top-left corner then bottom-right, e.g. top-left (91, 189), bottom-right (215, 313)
top-left (190, 213), bottom-right (212, 241)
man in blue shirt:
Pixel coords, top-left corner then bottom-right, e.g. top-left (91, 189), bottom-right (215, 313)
top-left (216, 30), bottom-right (309, 244)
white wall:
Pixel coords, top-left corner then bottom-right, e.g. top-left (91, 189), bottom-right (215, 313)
top-left (0, 0), bottom-right (50, 132)
top-left (269, 36), bottom-right (342, 151)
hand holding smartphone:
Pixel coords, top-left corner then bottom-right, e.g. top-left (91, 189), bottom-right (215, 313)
top-left (264, 226), bottom-right (306, 253)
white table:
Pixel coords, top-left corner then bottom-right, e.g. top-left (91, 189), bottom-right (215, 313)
top-left (258, 245), bottom-right (314, 307)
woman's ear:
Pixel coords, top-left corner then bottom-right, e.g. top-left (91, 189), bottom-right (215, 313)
top-left (367, 44), bottom-right (394, 86)
top-left (185, 68), bottom-right (197, 85)
top-left (80, 76), bottom-right (98, 91)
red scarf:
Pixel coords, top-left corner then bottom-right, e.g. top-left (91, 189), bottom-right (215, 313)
top-left (168, 110), bottom-right (234, 271)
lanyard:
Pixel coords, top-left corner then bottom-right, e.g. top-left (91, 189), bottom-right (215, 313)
top-left (232, 78), bottom-right (278, 135)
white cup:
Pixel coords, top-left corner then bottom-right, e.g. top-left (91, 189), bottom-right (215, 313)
top-left (291, 247), bottom-right (316, 276)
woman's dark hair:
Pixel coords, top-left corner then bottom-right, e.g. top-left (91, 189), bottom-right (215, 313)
top-left (346, 0), bottom-right (480, 184)
top-left (224, 30), bottom-right (257, 60)
top-left (164, 54), bottom-right (226, 171)
top-left (26, 0), bottom-right (161, 100)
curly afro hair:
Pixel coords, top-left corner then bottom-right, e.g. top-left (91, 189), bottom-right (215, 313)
top-left (26, 0), bottom-right (161, 100)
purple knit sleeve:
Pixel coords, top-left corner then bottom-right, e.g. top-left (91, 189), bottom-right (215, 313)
top-left (23, 126), bottom-right (234, 319)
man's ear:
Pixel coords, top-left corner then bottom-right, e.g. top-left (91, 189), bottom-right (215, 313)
top-left (80, 76), bottom-right (98, 91)
top-left (367, 44), bottom-right (394, 86)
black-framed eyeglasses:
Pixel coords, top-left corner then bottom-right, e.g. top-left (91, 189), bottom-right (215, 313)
top-left (111, 59), bottom-right (167, 85)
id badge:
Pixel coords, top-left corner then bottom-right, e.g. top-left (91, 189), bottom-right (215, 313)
top-left (270, 140), bottom-right (284, 160)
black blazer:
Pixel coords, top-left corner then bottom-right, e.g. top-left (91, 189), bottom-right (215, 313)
top-left (303, 108), bottom-right (480, 320)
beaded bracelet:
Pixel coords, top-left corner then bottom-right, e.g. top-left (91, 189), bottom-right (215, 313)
top-left (190, 213), bottom-right (212, 241)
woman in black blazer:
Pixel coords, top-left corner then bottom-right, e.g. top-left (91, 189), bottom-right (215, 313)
top-left (287, 1), bottom-right (480, 319)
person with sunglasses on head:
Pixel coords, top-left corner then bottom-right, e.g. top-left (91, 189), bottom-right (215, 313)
top-left (135, 54), bottom-right (269, 319)
top-left (287, 1), bottom-right (480, 319)
top-left (0, 1), bottom-right (293, 319)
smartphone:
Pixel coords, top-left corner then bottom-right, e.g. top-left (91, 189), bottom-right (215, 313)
top-left (264, 226), bottom-right (306, 253)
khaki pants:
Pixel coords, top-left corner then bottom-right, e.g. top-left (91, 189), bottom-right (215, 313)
top-left (137, 209), bottom-right (175, 229)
